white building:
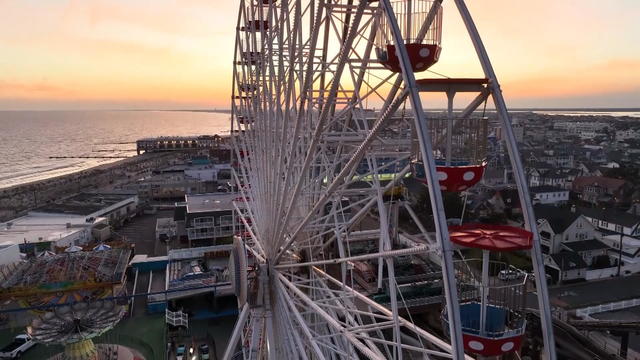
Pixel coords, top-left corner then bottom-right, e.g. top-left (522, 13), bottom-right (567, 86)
top-left (601, 234), bottom-right (640, 270)
top-left (545, 251), bottom-right (588, 283)
top-left (535, 205), bottom-right (597, 254)
top-left (579, 207), bottom-right (640, 237)
top-left (29, 192), bottom-right (138, 228)
top-left (0, 214), bottom-right (108, 251)
top-left (531, 186), bottom-right (569, 205)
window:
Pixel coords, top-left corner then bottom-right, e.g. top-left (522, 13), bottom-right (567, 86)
top-left (592, 218), bottom-right (598, 226)
top-left (615, 225), bottom-right (623, 233)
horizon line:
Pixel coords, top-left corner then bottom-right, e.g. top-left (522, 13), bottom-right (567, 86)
top-left (1, 107), bottom-right (639, 112)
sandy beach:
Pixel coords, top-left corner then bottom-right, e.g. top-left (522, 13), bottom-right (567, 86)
top-left (0, 152), bottom-right (181, 221)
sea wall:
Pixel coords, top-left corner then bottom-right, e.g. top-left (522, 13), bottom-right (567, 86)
top-left (0, 153), bottom-right (182, 221)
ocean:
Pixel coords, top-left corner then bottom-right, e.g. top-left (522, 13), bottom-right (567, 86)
top-left (0, 109), bottom-right (637, 190)
top-left (532, 110), bottom-right (640, 118)
top-left (0, 111), bottom-right (230, 189)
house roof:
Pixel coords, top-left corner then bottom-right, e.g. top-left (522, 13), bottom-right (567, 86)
top-left (572, 176), bottom-right (628, 193)
top-left (578, 207), bottom-right (640, 228)
top-left (563, 239), bottom-right (610, 253)
top-left (542, 170), bottom-right (567, 179)
top-left (550, 251), bottom-right (588, 271)
top-left (534, 204), bottom-right (581, 233)
top-left (564, 169), bottom-right (583, 176)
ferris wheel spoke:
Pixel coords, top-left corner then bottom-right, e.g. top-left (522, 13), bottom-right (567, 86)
top-left (277, 274), bottom-right (385, 359)
top-left (277, 281), bottom-right (327, 359)
top-left (278, 245), bottom-right (431, 270)
top-left (308, 164), bottom-right (412, 258)
top-left (275, 89), bottom-right (409, 262)
top-left (223, 303), bottom-right (250, 360)
top-left (313, 266), bottom-right (471, 359)
top-left (271, 13), bottom-right (327, 233)
top-left (275, 0), bottom-right (369, 246)
top-left (310, 276), bottom-right (389, 359)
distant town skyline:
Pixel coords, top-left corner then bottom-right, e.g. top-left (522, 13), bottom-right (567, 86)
top-left (0, 0), bottom-right (638, 110)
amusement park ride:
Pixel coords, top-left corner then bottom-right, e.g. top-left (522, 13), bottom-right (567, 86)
top-left (229, 0), bottom-right (557, 359)
top-left (0, 249), bottom-right (130, 360)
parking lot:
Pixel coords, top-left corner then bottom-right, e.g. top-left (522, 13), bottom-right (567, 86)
top-left (116, 209), bottom-right (174, 257)
top-left (167, 316), bottom-right (236, 360)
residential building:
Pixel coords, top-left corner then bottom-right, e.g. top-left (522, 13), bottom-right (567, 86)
top-left (579, 207), bottom-right (640, 237)
top-left (541, 152), bottom-right (574, 169)
top-left (616, 129), bottom-right (639, 141)
top-left (545, 251), bottom-right (588, 283)
top-left (600, 234), bottom-right (640, 275)
top-left (562, 239), bottom-right (610, 266)
top-left (535, 205), bottom-right (597, 254)
top-left (531, 186), bottom-right (569, 205)
top-left (572, 176), bottom-right (631, 205)
top-left (553, 121), bottom-right (607, 134)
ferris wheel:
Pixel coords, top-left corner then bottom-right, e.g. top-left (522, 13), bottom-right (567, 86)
top-left (228, 0), bottom-right (557, 359)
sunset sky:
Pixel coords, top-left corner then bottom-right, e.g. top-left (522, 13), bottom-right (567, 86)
top-left (0, 0), bottom-right (638, 110)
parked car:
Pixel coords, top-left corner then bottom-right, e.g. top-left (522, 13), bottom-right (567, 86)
top-left (199, 344), bottom-right (210, 360)
top-left (0, 334), bottom-right (36, 358)
top-left (498, 269), bottom-right (523, 281)
top-left (176, 344), bottom-right (186, 360)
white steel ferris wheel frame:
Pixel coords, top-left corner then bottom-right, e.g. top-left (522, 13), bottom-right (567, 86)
top-left (228, 0), bottom-right (557, 359)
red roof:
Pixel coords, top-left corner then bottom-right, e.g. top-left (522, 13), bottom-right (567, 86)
top-left (572, 176), bottom-right (627, 193)
top-left (448, 224), bottom-right (533, 251)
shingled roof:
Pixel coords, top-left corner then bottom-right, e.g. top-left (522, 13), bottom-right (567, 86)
top-left (550, 251), bottom-right (588, 271)
top-left (534, 204), bottom-right (581, 233)
top-left (572, 176), bottom-right (628, 193)
top-left (578, 207), bottom-right (640, 228)
top-left (564, 239), bottom-right (610, 252)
